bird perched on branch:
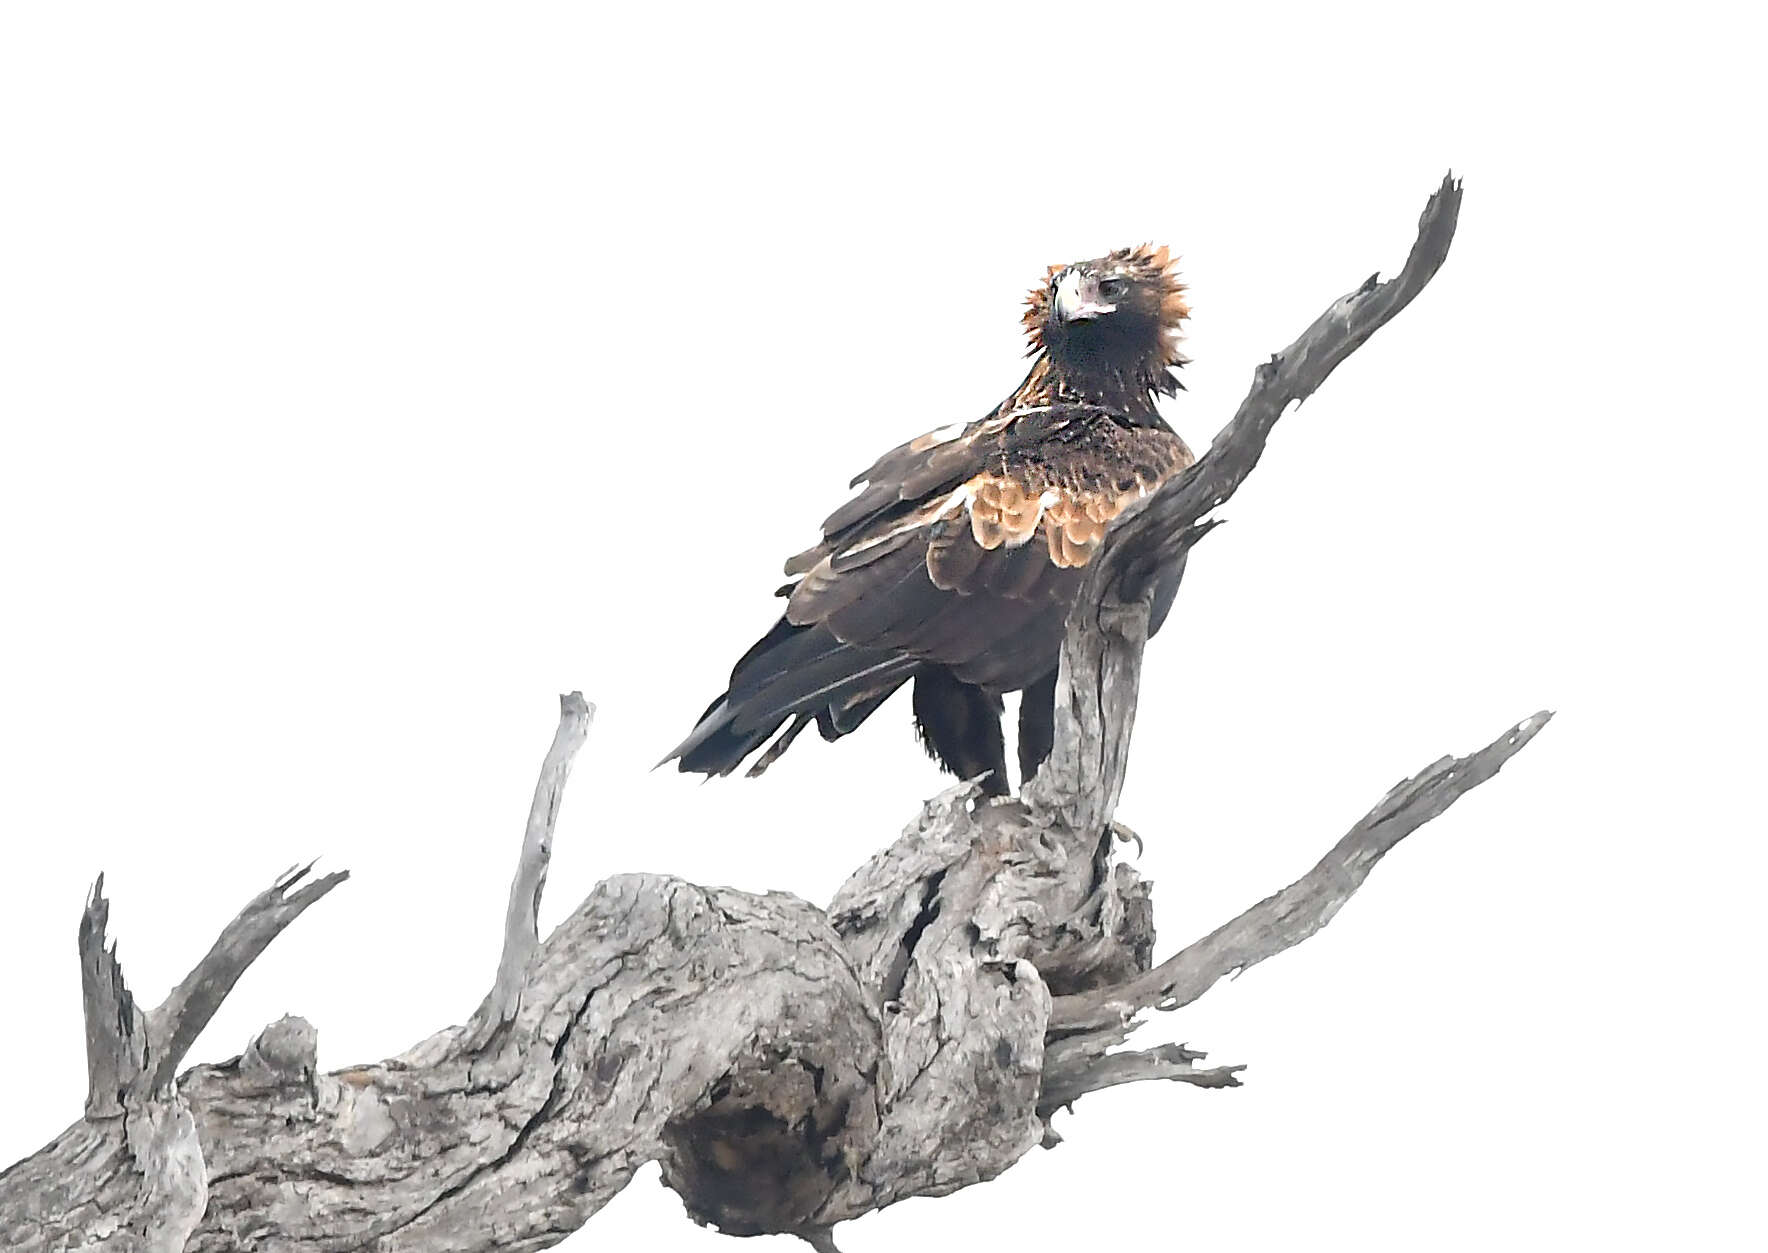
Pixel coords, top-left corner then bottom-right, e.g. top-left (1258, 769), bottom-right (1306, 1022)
top-left (665, 245), bottom-right (1196, 796)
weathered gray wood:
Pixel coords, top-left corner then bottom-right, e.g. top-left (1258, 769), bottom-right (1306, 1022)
top-left (1023, 523), bottom-right (1216, 835)
top-left (189, 875), bottom-right (883, 1250)
top-left (1038, 1041), bottom-right (1244, 1118)
top-left (148, 862), bottom-right (348, 1092)
top-left (0, 175), bottom-right (1543, 1253)
top-left (80, 876), bottom-right (147, 1120)
top-left (19, 876), bottom-right (225, 1252)
top-left (471, 691), bottom-right (594, 1043)
top-left (1033, 711), bottom-right (1553, 1118)
top-left (1047, 709), bottom-right (1553, 1035)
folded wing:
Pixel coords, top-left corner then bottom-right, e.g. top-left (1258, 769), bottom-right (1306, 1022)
top-left (666, 404), bottom-right (1192, 778)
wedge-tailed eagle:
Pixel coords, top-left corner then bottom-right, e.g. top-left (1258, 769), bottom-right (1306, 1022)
top-left (665, 245), bottom-right (1195, 795)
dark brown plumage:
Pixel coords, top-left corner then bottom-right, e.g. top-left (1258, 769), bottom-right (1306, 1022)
top-left (665, 244), bottom-right (1196, 794)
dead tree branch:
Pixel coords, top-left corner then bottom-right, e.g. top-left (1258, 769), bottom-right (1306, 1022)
top-left (79, 876), bottom-right (146, 1121)
top-left (1037, 1041), bottom-right (1245, 1119)
top-left (1, 174), bottom-right (1547, 1253)
top-left (11, 865), bottom-right (345, 1253)
top-left (472, 691), bottom-right (595, 1043)
top-left (148, 863), bottom-right (349, 1093)
top-left (1026, 172), bottom-right (1464, 832)
top-left (1049, 709), bottom-right (1552, 1036)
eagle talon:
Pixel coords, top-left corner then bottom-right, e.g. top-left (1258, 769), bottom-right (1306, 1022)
top-left (1110, 821), bottom-right (1145, 858)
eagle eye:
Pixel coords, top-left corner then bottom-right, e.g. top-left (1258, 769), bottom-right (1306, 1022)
top-left (1099, 277), bottom-right (1129, 302)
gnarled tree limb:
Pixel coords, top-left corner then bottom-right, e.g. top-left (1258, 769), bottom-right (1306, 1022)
top-left (0, 174), bottom-right (1547, 1253)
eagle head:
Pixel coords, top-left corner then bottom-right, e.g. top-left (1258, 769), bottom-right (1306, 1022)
top-left (1022, 244), bottom-right (1191, 395)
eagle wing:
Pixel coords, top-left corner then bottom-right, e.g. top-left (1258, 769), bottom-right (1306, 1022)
top-left (781, 404), bottom-right (1194, 692)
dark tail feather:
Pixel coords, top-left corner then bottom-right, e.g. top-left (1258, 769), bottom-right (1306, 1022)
top-left (824, 677), bottom-right (907, 737)
top-left (665, 615), bottom-right (919, 777)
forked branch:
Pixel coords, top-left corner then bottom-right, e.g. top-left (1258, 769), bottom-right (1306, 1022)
top-left (148, 862), bottom-right (348, 1091)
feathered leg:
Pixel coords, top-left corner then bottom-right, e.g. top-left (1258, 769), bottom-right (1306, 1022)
top-left (912, 666), bottom-right (1009, 796)
top-left (1017, 668), bottom-right (1058, 788)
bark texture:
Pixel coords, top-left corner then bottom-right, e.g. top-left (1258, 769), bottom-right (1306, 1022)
top-left (0, 175), bottom-right (1544, 1252)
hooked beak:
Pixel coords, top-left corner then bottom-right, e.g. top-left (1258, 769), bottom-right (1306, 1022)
top-left (1054, 270), bottom-right (1115, 322)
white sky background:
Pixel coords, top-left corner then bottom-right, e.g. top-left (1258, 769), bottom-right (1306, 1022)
top-left (1, 3), bottom-right (1761, 1248)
